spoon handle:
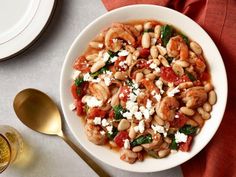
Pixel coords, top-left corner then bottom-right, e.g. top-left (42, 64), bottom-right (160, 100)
top-left (58, 131), bottom-right (110, 177)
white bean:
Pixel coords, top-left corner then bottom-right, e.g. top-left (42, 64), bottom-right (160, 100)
top-left (132, 146), bottom-right (143, 152)
top-left (129, 126), bottom-right (136, 139)
top-left (143, 69), bottom-right (151, 74)
top-left (197, 107), bottom-right (211, 120)
top-left (134, 24), bottom-right (143, 32)
top-left (114, 71), bottom-right (127, 80)
top-left (118, 119), bottom-right (130, 131)
top-left (156, 45), bottom-right (167, 56)
top-left (174, 60), bottom-right (189, 67)
top-left (154, 25), bottom-right (161, 38)
top-left (145, 73), bottom-right (156, 80)
top-left (190, 41), bottom-right (202, 55)
top-left (135, 72), bottom-right (144, 83)
top-left (159, 55), bottom-right (169, 67)
top-left (154, 115), bottom-right (164, 126)
top-left (158, 149), bottom-right (170, 158)
top-left (203, 102), bottom-right (212, 112)
top-left (126, 54), bottom-right (133, 66)
top-left (144, 22), bottom-right (152, 30)
top-left (172, 63), bottom-right (184, 76)
top-left (180, 107), bottom-right (195, 116)
top-left (178, 82), bottom-right (193, 89)
top-left (204, 83), bottom-right (213, 92)
top-left (125, 45), bottom-right (135, 53)
top-left (90, 60), bottom-right (105, 73)
top-left (142, 33), bottom-right (151, 48)
top-left (86, 54), bottom-right (98, 61)
top-left (150, 46), bottom-right (158, 59)
top-left (186, 119), bottom-right (198, 127)
top-left (208, 90), bottom-right (217, 105)
top-left (89, 41), bottom-right (103, 49)
top-left (153, 58), bottom-right (161, 66)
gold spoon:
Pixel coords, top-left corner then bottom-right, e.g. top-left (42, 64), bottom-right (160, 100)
top-left (13, 88), bottom-right (110, 177)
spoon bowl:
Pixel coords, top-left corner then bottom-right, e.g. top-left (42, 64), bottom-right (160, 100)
top-left (13, 89), bottom-right (61, 135)
top-left (13, 88), bottom-right (109, 177)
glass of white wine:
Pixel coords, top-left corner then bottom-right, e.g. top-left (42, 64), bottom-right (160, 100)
top-left (0, 125), bottom-right (23, 173)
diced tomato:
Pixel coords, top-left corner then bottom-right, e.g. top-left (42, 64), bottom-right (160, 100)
top-left (174, 74), bottom-right (191, 86)
top-left (76, 99), bottom-right (85, 116)
top-left (160, 67), bottom-right (179, 83)
top-left (179, 136), bottom-right (193, 152)
top-left (73, 56), bottom-right (90, 73)
top-left (114, 56), bottom-right (128, 71)
top-left (170, 113), bottom-right (189, 128)
top-left (71, 84), bottom-right (79, 99)
top-left (200, 71), bottom-right (210, 82)
top-left (135, 36), bottom-right (142, 47)
top-left (140, 78), bottom-right (159, 92)
top-left (109, 110), bottom-right (115, 119)
top-left (193, 80), bottom-right (202, 86)
top-left (195, 58), bottom-right (206, 73)
top-left (87, 107), bottom-right (106, 119)
top-left (136, 59), bottom-right (150, 69)
top-left (139, 48), bottom-right (150, 58)
top-left (114, 131), bottom-right (129, 147)
top-left (119, 86), bottom-right (131, 102)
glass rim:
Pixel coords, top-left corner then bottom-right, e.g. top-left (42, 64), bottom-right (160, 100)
top-left (0, 134), bottom-right (12, 173)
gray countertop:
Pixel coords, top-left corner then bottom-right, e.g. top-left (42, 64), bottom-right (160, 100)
top-left (0, 0), bottom-right (183, 176)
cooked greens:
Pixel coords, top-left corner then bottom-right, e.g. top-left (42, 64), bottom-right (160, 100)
top-left (130, 134), bottom-right (152, 147)
top-left (161, 25), bottom-right (173, 46)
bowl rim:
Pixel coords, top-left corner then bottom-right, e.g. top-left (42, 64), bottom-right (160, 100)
top-left (60, 4), bottom-right (228, 172)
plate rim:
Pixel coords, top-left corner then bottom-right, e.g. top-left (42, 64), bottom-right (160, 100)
top-left (0, 0), bottom-right (58, 61)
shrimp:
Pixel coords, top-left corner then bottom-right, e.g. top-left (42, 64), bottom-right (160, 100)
top-left (85, 123), bottom-right (107, 145)
top-left (183, 86), bottom-right (207, 108)
top-left (120, 149), bottom-right (138, 164)
top-left (156, 96), bottom-right (179, 121)
top-left (166, 36), bottom-right (189, 60)
top-left (112, 23), bottom-right (140, 37)
top-left (105, 27), bottom-right (136, 52)
top-left (88, 82), bottom-right (110, 102)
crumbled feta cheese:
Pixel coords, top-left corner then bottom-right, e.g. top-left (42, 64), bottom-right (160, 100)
top-left (101, 119), bottom-right (109, 127)
top-left (167, 86), bottom-right (180, 97)
top-left (155, 80), bottom-right (163, 88)
top-left (110, 56), bottom-right (118, 63)
top-left (122, 112), bottom-right (133, 119)
top-left (138, 120), bottom-right (145, 133)
top-left (132, 82), bottom-right (139, 89)
top-left (106, 125), bottom-right (113, 134)
top-left (100, 130), bottom-right (106, 135)
top-left (129, 92), bottom-right (137, 102)
top-left (93, 117), bottom-right (101, 125)
top-left (118, 50), bottom-right (129, 56)
top-left (134, 111), bottom-right (143, 120)
top-left (175, 114), bottom-right (179, 118)
top-left (105, 70), bottom-right (113, 76)
top-left (155, 67), bottom-right (161, 73)
top-left (102, 52), bottom-right (110, 62)
top-left (154, 93), bottom-right (162, 102)
top-left (84, 96), bottom-right (102, 107)
top-left (72, 70), bottom-right (81, 80)
top-left (123, 139), bottom-right (130, 149)
top-left (98, 43), bottom-right (104, 48)
top-left (133, 88), bottom-right (140, 95)
top-left (146, 99), bottom-right (152, 110)
top-left (83, 73), bottom-right (93, 81)
top-left (126, 101), bottom-right (139, 114)
top-left (119, 61), bottom-right (127, 67)
top-left (139, 106), bottom-right (150, 119)
top-left (151, 124), bottom-right (167, 137)
top-left (168, 82), bottom-right (174, 88)
top-left (104, 77), bottom-right (111, 86)
top-left (149, 63), bottom-right (157, 69)
top-left (175, 131), bottom-right (188, 143)
top-left (119, 93), bottom-right (124, 98)
top-left (69, 103), bottom-right (76, 111)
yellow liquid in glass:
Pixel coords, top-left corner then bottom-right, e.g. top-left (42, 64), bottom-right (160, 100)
top-left (0, 135), bottom-right (11, 172)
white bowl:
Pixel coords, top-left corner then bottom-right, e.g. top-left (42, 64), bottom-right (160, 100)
top-left (60, 5), bottom-right (227, 172)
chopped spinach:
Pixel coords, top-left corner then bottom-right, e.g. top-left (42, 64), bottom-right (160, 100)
top-left (185, 71), bottom-right (196, 81)
top-left (181, 34), bottom-right (190, 46)
top-left (107, 127), bottom-right (118, 140)
top-left (165, 55), bottom-right (174, 64)
top-left (113, 105), bottom-right (126, 120)
top-left (90, 66), bottom-right (109, 78)
top-left (170, 138), bottom-right (178, 150)
top-left (146, 150), bottom-right (159, 158)
top-left (107, 50), bottom-right (118, 58)
top-left (125, 79), bottom-right (134, 87)
top-left (179, 125), bottom-right (197, 135)
top-left (161, 25), bottom-right (173, 47)
top-left (75, 77), bottom-right (84, 86)
top-left (130, 134), bottom-right (152, 147)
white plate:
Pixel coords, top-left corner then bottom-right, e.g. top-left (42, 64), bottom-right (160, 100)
top-left (60, 5), bottom-right (228, 172)
top-left (0, 0), bottom-right (56, 60)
